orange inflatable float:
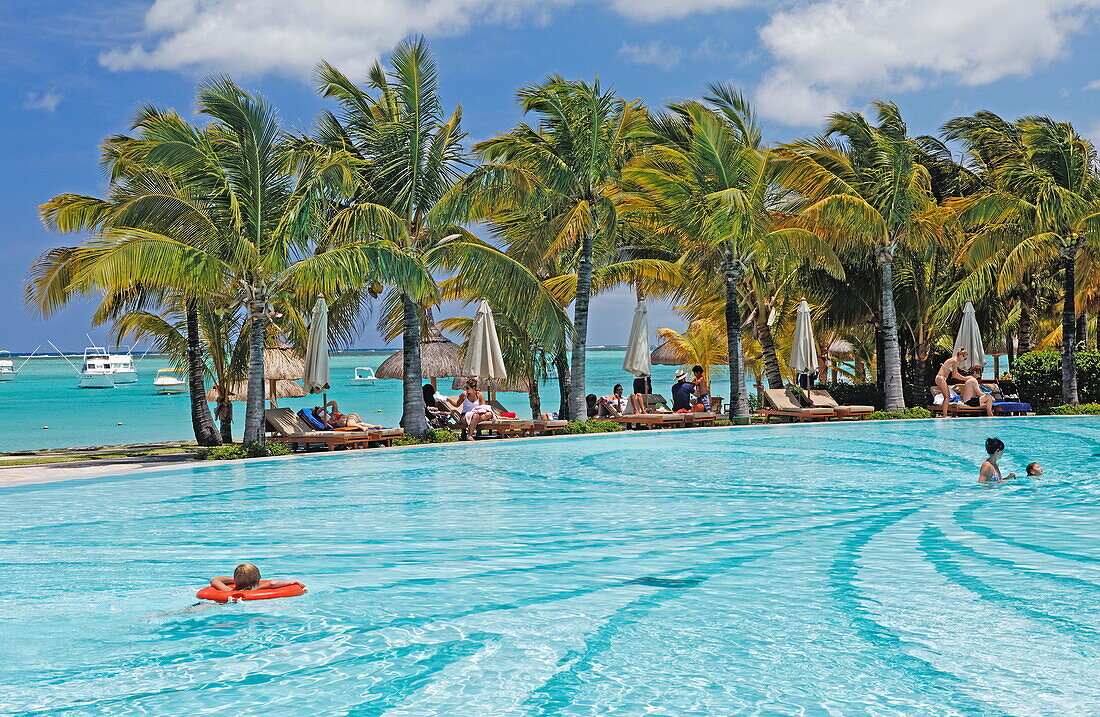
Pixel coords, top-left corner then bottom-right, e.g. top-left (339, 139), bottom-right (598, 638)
top-left (196, 581), bottom-right (307, 603)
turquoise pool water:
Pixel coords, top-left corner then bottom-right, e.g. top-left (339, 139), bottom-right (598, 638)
top-left (2, 417), bottom-right (1096, 715)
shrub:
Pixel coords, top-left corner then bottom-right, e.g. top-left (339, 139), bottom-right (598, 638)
top-left (564, 419), bottom-right (624, 434)
top-left (197, 444), bottom-right (246, 460)
top-left (1014, 350), bottom-right (1100, 411)
top-left (424, 428), bottom-right (459, 443)
top-left (866, 407), bottom-right (932, 421)
top-left (814, 382), bottom-right (884, 410)
top-left (245, 441), bottom-right (292, 458)
top-left (1051, 403), bottom-right (1100, 415)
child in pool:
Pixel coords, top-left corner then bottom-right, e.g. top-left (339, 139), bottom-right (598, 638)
top-left (978, 437), bottom-right (1016, 483)
top-left (210, 563), bottom-right (295, 592)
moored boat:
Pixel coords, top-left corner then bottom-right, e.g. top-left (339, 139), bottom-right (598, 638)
top-left (153, 367), bottom-right (186, 394)
top-left (350, 366), bottom-right (378, 385)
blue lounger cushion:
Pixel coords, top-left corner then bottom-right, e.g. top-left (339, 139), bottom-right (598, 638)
top-left (993, 401), bottom-right (1031, 413)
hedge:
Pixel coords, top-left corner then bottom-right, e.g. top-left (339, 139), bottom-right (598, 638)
top-left (1013, 350), bottom-right (1100, 411)
top-left (814, 382), bottom-right (885, 410)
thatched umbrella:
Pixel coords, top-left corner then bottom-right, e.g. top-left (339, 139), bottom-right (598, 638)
top-left (206, 380), bottom-right (306, 403)
top-left (375, 323), bottom-right (464, 386)
top-left (263, 343), bottom-right (306, 381)
top-left (449, 375), bottom-right (532, 393)
top-left (650, 340), bottom-right (685, 366)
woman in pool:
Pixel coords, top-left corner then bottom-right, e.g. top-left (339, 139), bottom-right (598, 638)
top-left (210, 563), bottom-right (295, 592)
top-left (935, 348), bottom-right (970, 418)
top-left (979, 437), bottom-right (1016, 483)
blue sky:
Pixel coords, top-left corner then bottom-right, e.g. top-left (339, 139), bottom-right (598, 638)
top-left (4, 0), bottom-right (1100, 352)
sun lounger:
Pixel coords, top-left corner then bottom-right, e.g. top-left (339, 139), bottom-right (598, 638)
top-left (264, 408), bottom-right (378, 451)
top-left (981, 382), bottom-right (1032, 416)
top-left (807, 390), bottom-right (874, 420)
top-left (927, 387), bottom-right (985, 416)
top-left (759, 389), bottom-right (835, 422)
top-left (611, 413), bottom-right (688, 429)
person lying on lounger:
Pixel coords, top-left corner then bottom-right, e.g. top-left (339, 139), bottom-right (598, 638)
top-left (314, 401), bottom-right (378, 430)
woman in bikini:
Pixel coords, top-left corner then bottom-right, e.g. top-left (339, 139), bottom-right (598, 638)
top-left (979, 437), bottom-right (1016, 483)
top-left (935, 348), bottom-right (969, 418)
top-left (453, 378), bottom-right (492, 440)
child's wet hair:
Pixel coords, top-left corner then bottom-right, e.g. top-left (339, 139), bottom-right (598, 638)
top-left (234, 563), bottom-right (261, 590)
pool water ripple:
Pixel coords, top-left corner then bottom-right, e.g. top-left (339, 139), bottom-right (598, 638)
top-left (1, 417), bottom-right (1098, 715)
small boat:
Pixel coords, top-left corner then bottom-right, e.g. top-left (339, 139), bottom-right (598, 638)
top-left (0, 351), bottom-right (14, 381)
top-left (350, 366), bottom-right (377, 385)
top-left (78, 347), bottom-right (116, 388)
top-left (154, 367), bottom-right (186, 394)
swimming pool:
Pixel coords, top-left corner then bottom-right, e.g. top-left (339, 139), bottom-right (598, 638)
top-left (2, 417), bottom-right (1098, 715)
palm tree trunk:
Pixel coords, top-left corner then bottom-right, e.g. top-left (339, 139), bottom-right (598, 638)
top-left (528, 373), bottom-right (542, 419)
top-left (878, 252), bottom-right (905, 411)
top-left (1061, 256), bottom-right (1078, 405)
top-left (217, 398), bottom-right (233, 443)
top-left (185, 300), bottom-right (220, 446)
top-left (1076, 314), bottom-right (1088, 349)
top-left (243, 303), bottom-right (267, 444)
top-left (400, 294), bottom-right (430, 434)
top-left (723, 263), bottom-right (749, 419)
top-left (554, 349), bottom-right (570, 419)
top-left (567, 229), bottom-right (595, 421)
top-left (755, 318), bottom-right (784, 389)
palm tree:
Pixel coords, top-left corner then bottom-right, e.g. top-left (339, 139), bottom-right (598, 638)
top-left (452, 76), bottom-right (649, 419)
top-left (777, 102), bottom-right (945, 411)
top-left (944, 112), bottom-right (1100, 404)
top-left (35, 77), bottom-right (433, 444)
top-left (627, 86), bottom-right (841, 418)
top-left (315, 40), bottom-right (561, 433)
top-left (32, 161), bottom-right (224, 446)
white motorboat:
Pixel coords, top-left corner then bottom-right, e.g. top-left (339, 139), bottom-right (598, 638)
top-left (350, 366), bottom-right (378, 385)
top-left (78, 346), bottom-right (116, 388)
top-left (0, 351), bottom-right (14, 381)
top-left (154, 367), bottom-right (186, 394)
top-left (105, 349), bottom-right (138, 384)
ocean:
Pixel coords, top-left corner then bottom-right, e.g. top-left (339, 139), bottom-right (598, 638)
top-left (0, 350), bottom-right (731, 452)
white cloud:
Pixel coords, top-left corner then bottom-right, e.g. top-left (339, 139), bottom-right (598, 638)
top-left (619, 40), bottom-right (683, 69)
top-left (1084, 78), bottom-right (1100, 90)
top-left (101, 0), bottom-right (574, 78)
top-left (100, 0), bottom-right (757, 78)
top-left (24, 91), bottom-right (63, 112)
top-left (753, 0), bottom-right (1100, 125)
top-left (608, 0), bottom-right (752, 21)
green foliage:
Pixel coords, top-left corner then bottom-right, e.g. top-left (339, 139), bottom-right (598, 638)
top-left (815, 382), bottom-right (885, 410)
top-left (393, 428), bottom-right (461, 446)
top-left (196, 441), bottom-right (293, 460)
top-left (866, 407), bottom-right (933, 421)
top-left (197, 445), bottom-right (246, 460)
top-left (244, 441), bottom-right (293, 458)
top-left (1014, 350), bottom-right (1100, 411)
top-left (1051, 403), bottom-right (1100, 415)
top-left (564, 419), bottom-right (624, 434)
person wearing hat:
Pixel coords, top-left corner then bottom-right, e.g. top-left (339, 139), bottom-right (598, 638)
top-left (671, 369), bottom-right (695, 412)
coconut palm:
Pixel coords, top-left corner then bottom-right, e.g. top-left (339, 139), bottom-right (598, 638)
top-left (449, 76), bottom-right (649, 419)
top-left (35, 77), bottom-right (433, 444)
top-left (314, 40), bottom-right (562, 433)
top-left (627, 86), bottom-right (842, 418)
top-left (777, 102), bottom-right (945, 411)
top-left (943, 112), bottom-right (1100, 404)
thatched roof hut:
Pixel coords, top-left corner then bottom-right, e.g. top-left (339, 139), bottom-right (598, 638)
top-left (375, 323), bottom-right (464, 380)
top-left (650, 340), bottom-right (686, 366)
top-left (206, 379), bottom-right (306, 403)
top-left (263, 343), bottom-right (306, 380)
top-left (827, 339), bottom-right (854, 358)
top-left (449, 375), bottom-right (532, 394)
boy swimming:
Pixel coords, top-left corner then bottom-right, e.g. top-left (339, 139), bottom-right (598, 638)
top-left (210, 563), bottom-right (295, 592)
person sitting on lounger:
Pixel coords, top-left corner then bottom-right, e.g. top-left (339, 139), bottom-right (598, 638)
top-left (958, 366), bottom-right (994, 417)
top-left (423, 384), bottom-right (452, 428)
top-left (597, 384), bottom-right (630, 417)
top-left (586, 394), bottom-right (599, 418)
top-left (454, 378), bottom-right (493, 440)
top-left (315, 401), bottom-right (378, 430)
top-left (935, 348), bottom-right (970, 418)
top-left (979, 437), bottom-right (1016, 483)
top-left (628, 375), bottom-right (651, 414)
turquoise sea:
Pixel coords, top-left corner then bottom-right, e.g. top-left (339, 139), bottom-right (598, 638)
top-left (0, 350), bottom-right (729, 452)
